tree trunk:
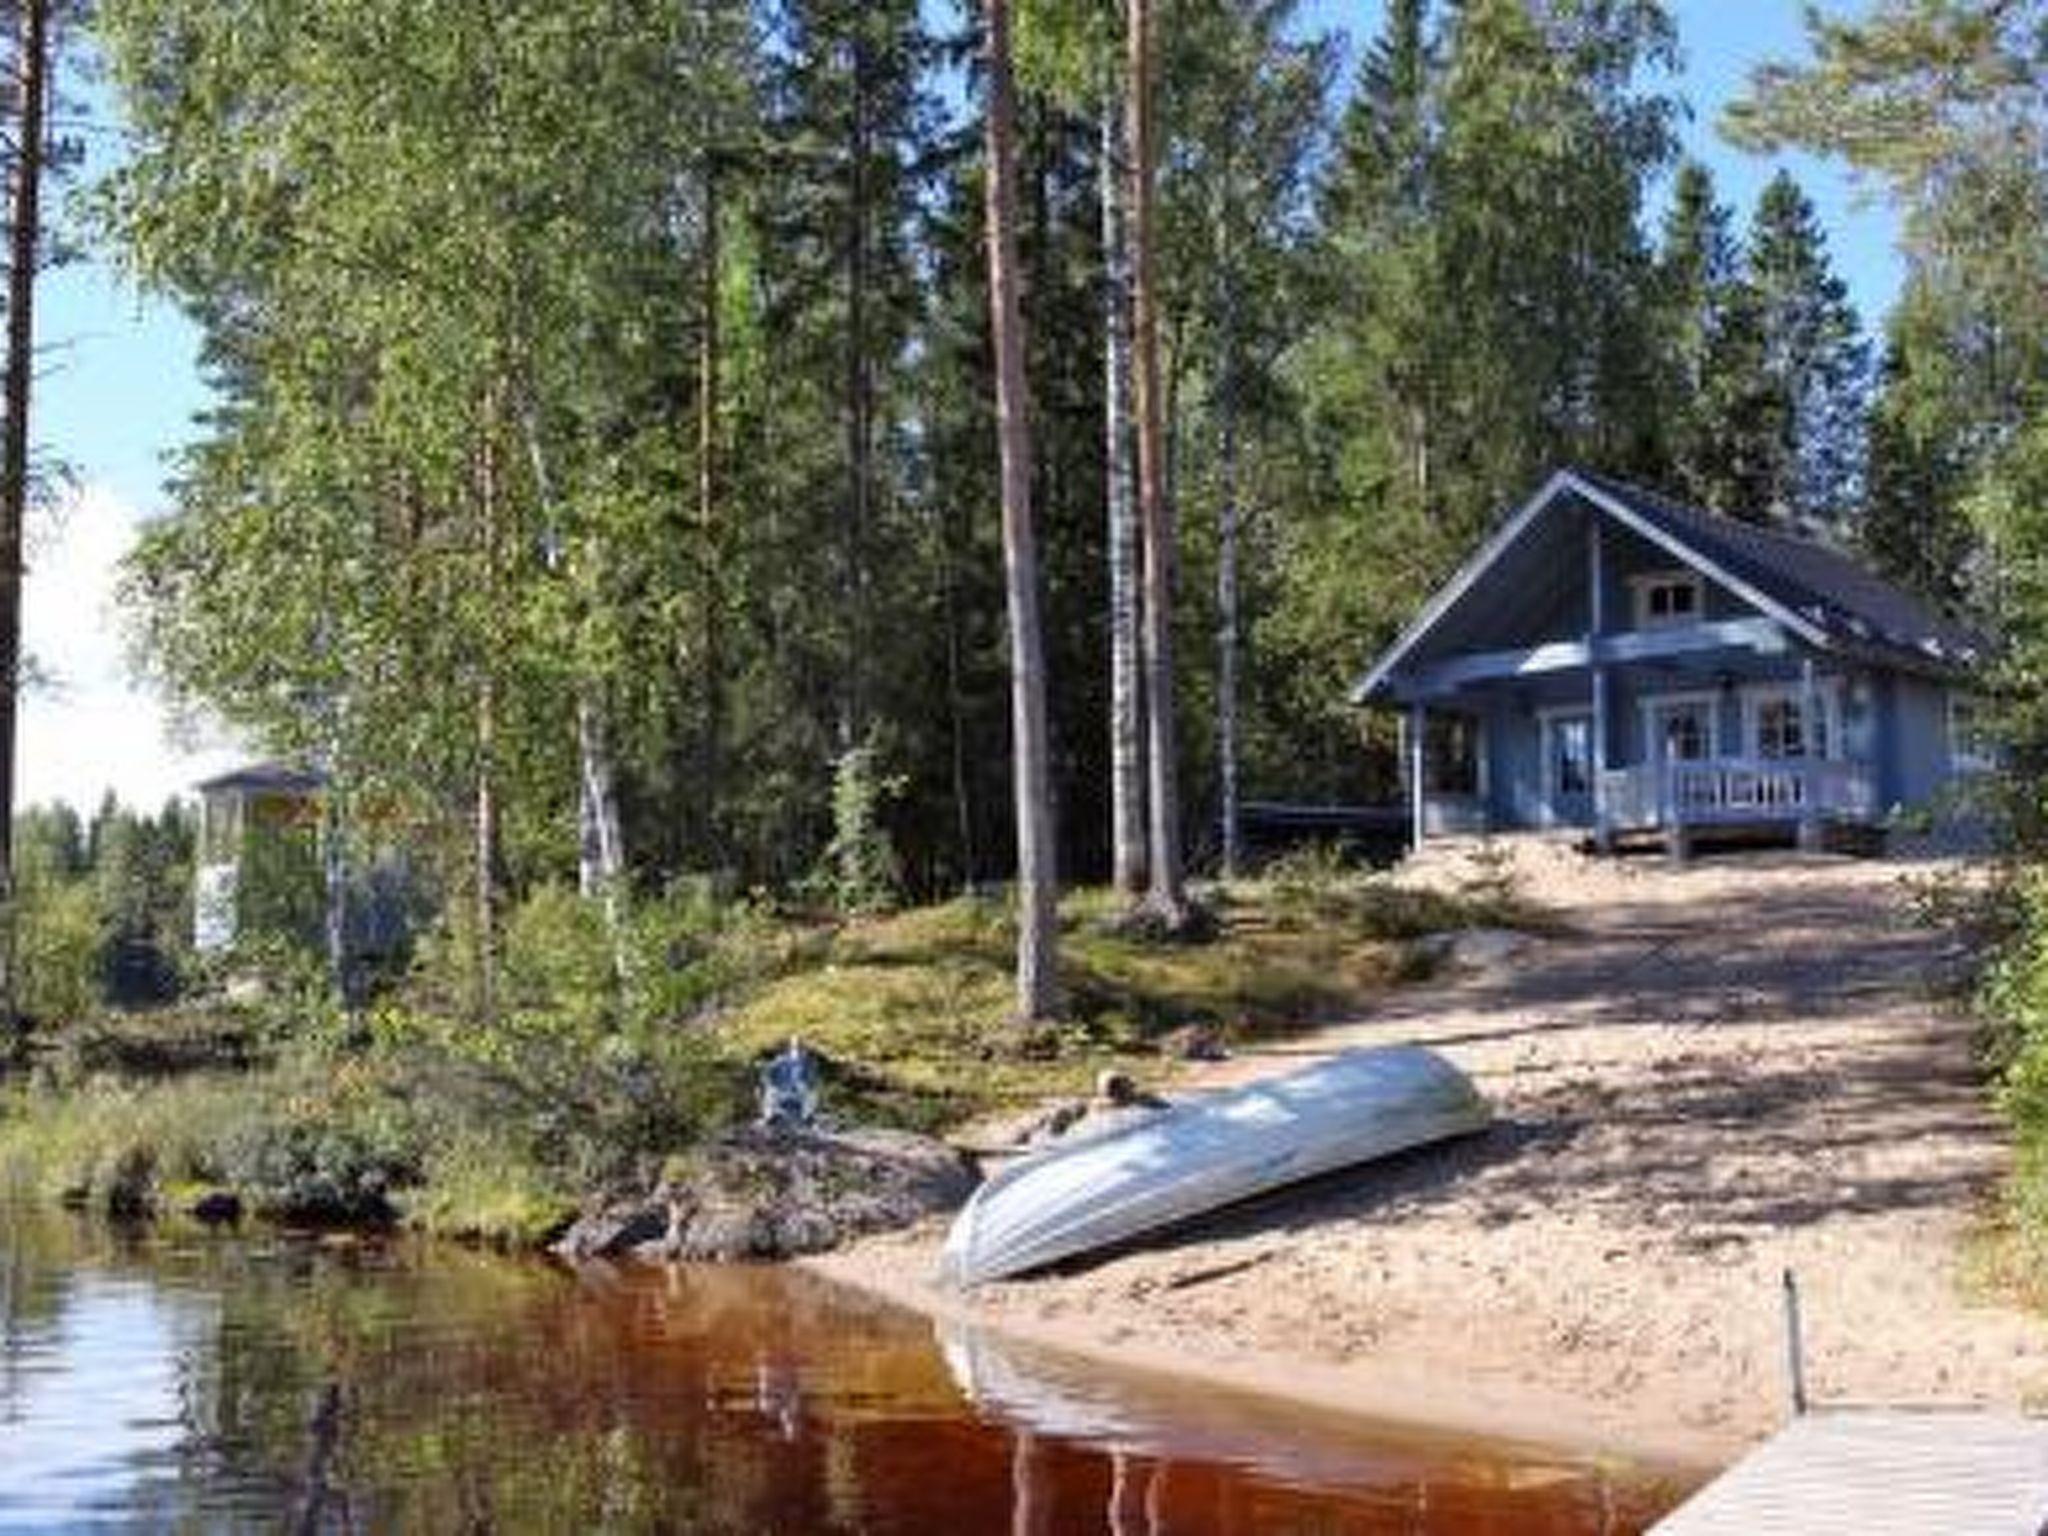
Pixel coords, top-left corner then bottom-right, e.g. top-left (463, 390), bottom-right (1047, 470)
top-left (1100, 92), bottom-right (1145, 898)
top-left (842, 23), bottom-right (873, 752)
top-left (321, 770), bottom-right (350, 1004)
top-left (0, 0), bottom-right (47, 1037)
top-left (942, 498), bottom-right (977, 890)
top-left (1216, 284), bottom-right (1243, 881)
top-left (475, 671), bottom-right (500, 1022)
top-left (698, 149), bottom-right (723, 863)
top-left (473, 387), bottom-right (505, 1023)
top-left (983, 0), bottom-right (1057, 1020)
top-left (575, 694), bottom-right (624, 901)
top-left (1126, 0), bottom-right (1185, 922)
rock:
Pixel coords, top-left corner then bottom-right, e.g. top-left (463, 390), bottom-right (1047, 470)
top-left (224, 973), bottom-right (270, 1006)
top-left (553, 1202), bottom-right (671, 1262)
top-left (1094, 1070), bottom-right (1167, 1109)
top-left (1158, 1023), bottom-right (1230, 1062)
top-left (187, 1189), bottom-right (243, 1225)
top-left (1418, 926), bottom-right (1532, 974)
top-left (553, 1123), bottom-right (976, 1265)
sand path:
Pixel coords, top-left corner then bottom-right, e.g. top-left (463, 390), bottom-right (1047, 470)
top-left (808, 846), bottom-right (2048, 1468)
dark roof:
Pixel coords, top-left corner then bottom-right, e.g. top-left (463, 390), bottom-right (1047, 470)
top-left (1572, 468), bottom-right (1984, 673)
top-left (195, 760), bottom-right (326, 796)
top-left (1354, 467), bottom-right (1987, 703)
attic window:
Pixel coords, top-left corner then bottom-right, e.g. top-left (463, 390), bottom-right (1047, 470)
top-left (1632, 571), bottom-right (1702, 629)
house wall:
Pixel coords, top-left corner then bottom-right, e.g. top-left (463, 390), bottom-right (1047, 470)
top-left (1456, 655), bottom-right (1937, 834)
top-left (1889, 672), bottom-right (1954, 808)
top-left (1597, 520), bottom-right (1755, 632)
top-left (1388, 491), bottom-right (1975, 835)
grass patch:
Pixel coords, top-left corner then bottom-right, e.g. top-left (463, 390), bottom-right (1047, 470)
top-left (719, 874), bottom-right (1513, 1120)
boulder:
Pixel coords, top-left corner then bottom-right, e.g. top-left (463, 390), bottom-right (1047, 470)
top-left (1417, 926), bottom-right (1531, 974)
top-left (186, 1189), bottom-right (243, 1225)
top-left (553, 1123), bottom-right (976, 1265)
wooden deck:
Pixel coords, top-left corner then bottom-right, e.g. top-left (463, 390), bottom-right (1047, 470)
top-left (1652, 1409), bottom-right (2048, 1535)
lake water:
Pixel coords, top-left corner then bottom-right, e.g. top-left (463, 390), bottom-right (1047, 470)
top-left (0, 1208), bottom-right (1692, 1532)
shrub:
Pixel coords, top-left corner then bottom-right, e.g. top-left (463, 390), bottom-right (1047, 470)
top-left (15, 878), bottom-right (102, 1024)
top-left (501, 882), bottom-right (619, 1038)
top-left (812, 737), bottom-right (904, 915)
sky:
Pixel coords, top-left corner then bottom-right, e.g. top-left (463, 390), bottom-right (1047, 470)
top-left (19, 0), bottom-right (1905, 817)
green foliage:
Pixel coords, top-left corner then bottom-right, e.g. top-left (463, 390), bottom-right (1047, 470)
top-left (1744, 171), bottom-right (1871, 532)
top-left (14, 876), bottom-right (100, 1024)
top-left (399, 1123), bottom-right (580, 1247)
top-left (1282, 0), bottom-right (1679, 776)
top-left (814, 738), bottom-right (905, 916)
top-left (1739, 2), bottom-right (2048, 1275)
top-left (499, 882), bottom-right (618, 1037)
top-left (9, 796), bottom-right (196, 1021)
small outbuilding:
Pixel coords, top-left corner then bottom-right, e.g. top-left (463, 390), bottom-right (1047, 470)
top-left (192, 761), bottom-right (327, 954)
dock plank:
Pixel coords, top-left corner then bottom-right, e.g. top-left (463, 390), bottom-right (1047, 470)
top-left (1652, 1409), bottom-right (2048, 1535)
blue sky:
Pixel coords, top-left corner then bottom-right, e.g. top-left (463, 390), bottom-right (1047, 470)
top-left (22, 1), bottom-right (1904, 815)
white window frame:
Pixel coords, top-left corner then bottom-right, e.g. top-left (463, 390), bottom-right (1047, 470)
top-left (1629, 569), bottom-right (1706, 630)
top-left (1537, 706), bottom-right (1595, 817)
top-left (1638, 689), bottom-right (1723, 765)
top-left (1948, 690), bottom-right (1996, 774)
top-left (1741, 679), bottom-right (1843, 762)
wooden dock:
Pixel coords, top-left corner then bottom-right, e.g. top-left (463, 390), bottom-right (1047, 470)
top-left (1652, 1408), bottom-right (2048, 1535)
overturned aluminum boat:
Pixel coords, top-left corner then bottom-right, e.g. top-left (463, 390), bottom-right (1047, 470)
top-left (941, 1044), bottom-right (1489, 1286)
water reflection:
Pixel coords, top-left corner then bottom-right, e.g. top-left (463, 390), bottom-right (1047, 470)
top-left (942, 1322), bottom-right (1673, 1535)
top-left (0, 1207), bottom-right (1693, 1532)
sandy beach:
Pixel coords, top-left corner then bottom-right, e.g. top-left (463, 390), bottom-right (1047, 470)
top-left (805, 843), bottom-right (2048, 1472)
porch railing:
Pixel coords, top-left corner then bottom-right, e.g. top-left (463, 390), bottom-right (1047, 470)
top-left (1598, 758), bottom-right (1877, 832)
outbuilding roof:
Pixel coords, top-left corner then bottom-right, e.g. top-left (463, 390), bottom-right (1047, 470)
top-left (194, 760), bottom-right (327, 796)
top-left (1354, 467), bottom-right (1984, 702)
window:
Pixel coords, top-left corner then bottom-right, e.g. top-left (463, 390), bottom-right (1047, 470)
top-left (1744, 682), bottom-right (1839, 761)
top-left (1426, 714), bottom-right (1482, 796)
top-left (1541, 711), bottom-right (1592, 802)
top-left (1553, 719), bottom-right (1591, 794)
top-left (1659, 706), bottom-right (1710, 761)
top-left (1641, 693), bottom-right (1722, 764)
top-left (1950, 692), bottom-right (1995, 773)
top-left (1632, 571), bottom-right (1703, 630)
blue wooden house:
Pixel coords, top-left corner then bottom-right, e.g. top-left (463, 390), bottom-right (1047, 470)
top-left (1353, 468), bottom-right (1989, 853)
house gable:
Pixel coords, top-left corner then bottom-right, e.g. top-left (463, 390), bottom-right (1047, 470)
top-left (1353, 469), bottom-right (1979, 704)
top-left (1353, 470), bottom-right (1818, 702)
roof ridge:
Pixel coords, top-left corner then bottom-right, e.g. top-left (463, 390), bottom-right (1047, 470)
top-left (1568, 466), bottom-right (1859, 563)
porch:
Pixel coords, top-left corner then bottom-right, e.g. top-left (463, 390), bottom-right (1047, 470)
top-left (1401, 654), bottom-right (1887, 855)
top-left (1601, 756), bottom-right (1878, 833)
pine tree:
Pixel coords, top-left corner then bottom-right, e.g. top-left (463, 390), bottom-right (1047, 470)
top-left (0, 0), bottom-right (65, 1036)
top-left (1746, 171), bottom-right (1870, 532)
top-left (983, 0), bottom-right (1058, 1019)
top-left (1656, 160), bottom-right (1744, 507)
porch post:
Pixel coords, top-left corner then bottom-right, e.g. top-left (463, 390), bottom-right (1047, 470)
top-left (1408, 699), bottom-right (1427, 853)
top-left (1798, 654), bottom-right (1822, 852)
top-left (1589, 511), bottom-right (1612, 851)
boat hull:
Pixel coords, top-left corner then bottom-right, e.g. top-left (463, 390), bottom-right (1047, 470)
top-left (941, 1045), bottom-right (1490, 1286)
